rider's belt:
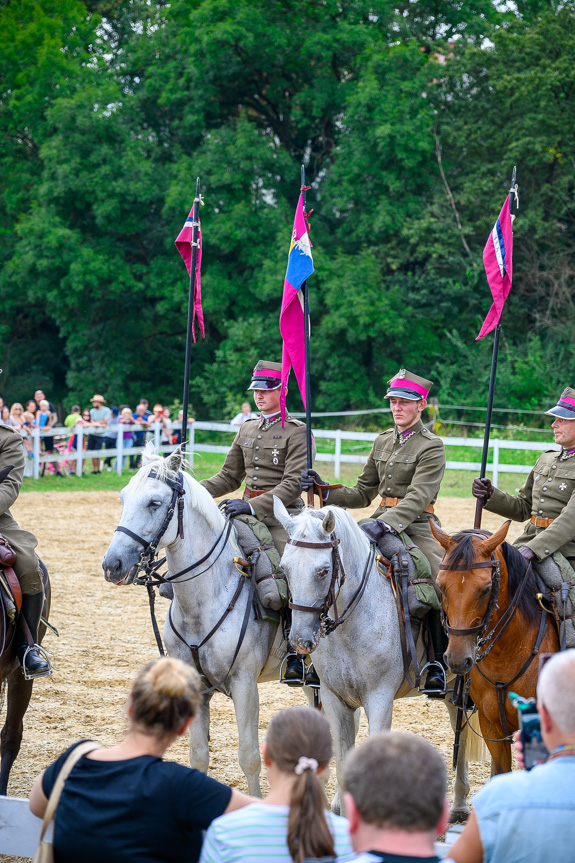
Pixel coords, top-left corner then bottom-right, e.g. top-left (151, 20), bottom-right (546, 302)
top-left (380, 497), bottom-right (434, 515)
top-left (243, 489), bottom-right (267, 499)
top-left (531, 515), bottom-right (554, 528)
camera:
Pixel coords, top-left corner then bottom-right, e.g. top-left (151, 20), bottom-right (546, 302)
top-left (508, 692), bottom-right (548, 770)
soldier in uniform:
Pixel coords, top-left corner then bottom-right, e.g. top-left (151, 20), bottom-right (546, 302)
top-left (473, 387), bottom-right (575, 572)
top-left (0, 409), bottom-right (52, 677)
top-left (200, 360), bottom-right (315, 683)
top-left (301, 369), bottom-right (448, 692)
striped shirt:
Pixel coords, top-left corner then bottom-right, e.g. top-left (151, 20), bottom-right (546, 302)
top-left (199, 801), bottom-right (353, 863)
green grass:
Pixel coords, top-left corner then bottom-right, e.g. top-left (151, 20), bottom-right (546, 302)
top-left (22, 451), bottom-right (525, 498)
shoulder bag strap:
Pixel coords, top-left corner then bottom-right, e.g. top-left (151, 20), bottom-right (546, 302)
top-left (38, 741), bottom-right (100, 841)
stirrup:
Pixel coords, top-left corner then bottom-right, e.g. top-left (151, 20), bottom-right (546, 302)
top-left (279, 654), bottom-right (305, 687)
top-left (304, 663), bottom-right (320, 689)
top-left (418, 661), bottom-right (447, 696)
top-left (21, 645), bottom-right (53, 681)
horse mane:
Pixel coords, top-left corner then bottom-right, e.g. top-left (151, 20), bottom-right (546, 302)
top-left (289, 506), bottom-right (370, 559)
top-left (445, 529), bottom-right (540, 625)
top-left (127, 444), bottom-right (237, 545)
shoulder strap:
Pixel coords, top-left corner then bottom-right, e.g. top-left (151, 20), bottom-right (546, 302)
top-left (39, 741), bottom-right (100, 841)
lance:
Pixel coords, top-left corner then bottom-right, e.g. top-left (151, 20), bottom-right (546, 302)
top-left (181, 176), bottom-right (201, 450)
top-left (300, 165), bottom-right (314, 506)
top-left (474, 166), bottom-right (517, 529)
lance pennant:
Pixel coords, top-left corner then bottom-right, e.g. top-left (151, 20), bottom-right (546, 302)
top-left (279, 193), bottom-right (314, 423)
top-left (476, 195), bottom-right (514, 341)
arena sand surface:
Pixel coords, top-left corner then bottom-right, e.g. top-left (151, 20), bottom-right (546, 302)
top-left (2, 491), bottom-right (523, 861)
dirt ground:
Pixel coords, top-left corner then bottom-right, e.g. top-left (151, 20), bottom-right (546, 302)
top-left (2, 491), bottom-right (523, 860)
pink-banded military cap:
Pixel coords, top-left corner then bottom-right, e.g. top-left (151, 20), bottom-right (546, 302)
top-left (247, 360), bottom-right (283, 391)
top-left (384, 368), bottom-right (433, 401)
top-left (545, 387), bottom-right (575, 420)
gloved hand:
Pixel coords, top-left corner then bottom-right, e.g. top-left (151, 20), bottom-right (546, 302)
top-left (360, 520), bottom-right (390, 543)
top-left (300, 469), bottom-right (329, 502)
top-left (472, 477), bottom-right (494, 500)
top-left (519, 546), bottom-right (535, 562)
top-left (224, 499), bottom-right (251, 518)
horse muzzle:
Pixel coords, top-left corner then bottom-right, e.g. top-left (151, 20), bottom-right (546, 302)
top-left (102, 556), bottom-right (139, 586)
top-left (445, 640), bottom-right (477, 676)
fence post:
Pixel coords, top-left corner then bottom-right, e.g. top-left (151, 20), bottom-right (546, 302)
top-left (334, 430), bottom-right (342, 480)
top-left (188, 423), bottom-right (195, 471)
top-left (492, 439), bottom-right (500, 488)
top-left (153, 421), bottom-right (161, 451)
top-left (76, 425), bottom-right (84, 477)
top-left (116, 426), bottom-right (123, 475)
top-left (33, 429), bottom-right (40, 480)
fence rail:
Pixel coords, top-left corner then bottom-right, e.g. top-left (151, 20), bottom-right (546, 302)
top-left (21, 421), bottom-right (557, 484)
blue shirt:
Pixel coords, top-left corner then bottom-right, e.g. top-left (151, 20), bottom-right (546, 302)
top-left (474, 758), bottom-right (575, 863)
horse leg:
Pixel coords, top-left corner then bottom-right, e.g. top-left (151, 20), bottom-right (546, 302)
top-left (362, 687), bottom-right (394, 735)
top-left (444, 697), bottom-right (471, 823)
top-left (0, 669), bottom-right (33, 795)
top-left (188, 690), bottom-right (212, 776)
top-left (230, 673), bottom-right (262, 797)
top-left (479, 711), bottom-right (512, 775)
top-left (320, 687), bottom-right (356, 815)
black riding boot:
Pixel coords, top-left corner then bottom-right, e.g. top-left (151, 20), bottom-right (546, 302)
top-left (424, 608), bottom-right (448, 696)
top-left (281, 649), bottom-right (306, 686)
top-left (16, 592), bottom-right (52, 679)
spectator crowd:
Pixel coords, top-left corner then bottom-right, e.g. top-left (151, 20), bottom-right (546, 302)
top-left (27, 649), bottom-right (575, 863)
top-left (0, 390), bottom-right (194, 476)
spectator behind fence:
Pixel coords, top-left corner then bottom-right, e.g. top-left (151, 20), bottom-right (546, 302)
top-left (450, 649), bottom-right (575, 863)
top-left (29, 656), bottom-right (254, 863)
top-left (9, 403), bottom-right (25, 429)
top-left (130, 403), bottom-right (151, 469)
top-left (88, 394), bottom-right (111, 474)
top-left (199, 706), bottom-right (353, 863)
top-left (341, 731), bottom-right (453, 863)
top-left (231, 402), bottom-right (258, 426)
top-left (152, 404), bottom-right (173, 447)
top-left (119, 407), bottom-right (135, 470)
top-left (174, 409), bottom-right (195, 445)
top-left (1, 405), bottom-right (10, 424)
top-left (103, 407), bottom-right (120, 471)
top-left (35, 399), bottom-right (60, 477)
top-left (25, 399), bottom-right (38, 421)
top-left (33, 389), bottom-right (58, 425)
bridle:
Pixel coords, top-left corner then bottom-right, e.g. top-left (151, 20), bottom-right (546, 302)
top-left (287, 532), bottom-right (375, 636)
top-left (439, 554), bottom-right (502, 646)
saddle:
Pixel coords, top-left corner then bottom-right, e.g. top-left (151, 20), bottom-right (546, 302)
top-left (0, 534), bottom-right (22, 655)
top-left (532, 553), bottom-right (575, 649)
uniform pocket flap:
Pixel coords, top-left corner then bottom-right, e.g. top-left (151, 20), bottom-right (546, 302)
top-left (263, 439), bottom-right (287, 449)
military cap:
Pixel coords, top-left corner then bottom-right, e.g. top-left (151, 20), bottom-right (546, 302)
top-left (545, 387), bottom-right (575, 420)
top-left (247, 360), bottom-right (283, 391)
top-left (385, 369), bottom-right (433, 401)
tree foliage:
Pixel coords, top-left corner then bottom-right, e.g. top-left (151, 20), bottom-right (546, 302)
top-left (1, 0), bottom-right (574, 418)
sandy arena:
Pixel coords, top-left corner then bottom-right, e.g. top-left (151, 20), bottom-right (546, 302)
top-left (1, 491), bottom-right (522, 860)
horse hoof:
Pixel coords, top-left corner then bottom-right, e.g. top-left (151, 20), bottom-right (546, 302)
top-left (448, 807), bottom-right (470, 824)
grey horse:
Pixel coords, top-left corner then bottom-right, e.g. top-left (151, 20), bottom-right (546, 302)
top-left (274, 498), bottom-right (476, 820)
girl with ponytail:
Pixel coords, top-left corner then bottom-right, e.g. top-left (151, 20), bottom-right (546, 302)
top-left (200, 706), bottom-right (352, 863)
top-left (30, 657), bottom-right (253, 862)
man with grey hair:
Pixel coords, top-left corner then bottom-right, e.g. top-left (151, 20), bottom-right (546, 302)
top-left (341, 731), bottom-right (454, 862)
top-left (450, 649), bottom-right (575, 863)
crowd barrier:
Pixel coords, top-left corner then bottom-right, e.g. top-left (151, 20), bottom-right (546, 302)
top-left (25, 422), bottom-right (558, 484)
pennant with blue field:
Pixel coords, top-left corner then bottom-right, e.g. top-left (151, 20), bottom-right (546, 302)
top-left (279, 193), bottom-right (314, 423)
top-left (476, 196), bottom-right (513, 340)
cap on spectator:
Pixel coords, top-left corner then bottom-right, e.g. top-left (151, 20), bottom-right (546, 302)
top-left (90, 394), bottom-right (106, 404)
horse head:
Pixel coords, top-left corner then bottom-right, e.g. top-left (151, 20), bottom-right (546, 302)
top-left (102, 445), bottom-right (186, 585)
top-left (274, 498), bottom-right (369, 654)
top-left (431, 519), bottom-right (511, 674)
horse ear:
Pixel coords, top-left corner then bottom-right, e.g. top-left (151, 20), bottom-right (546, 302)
top-left (430, 519), bottom-right (456, 551)
top-left (273, 496), bottom-right (294, 535)
top-left (166, 449), bottom-right (184, 473)
top-left (141, 442), bottom-right (158, 466)
top-left (322, 509), bottom-right (336, 535)
top-left (479, 520), bottom-right (511, 555)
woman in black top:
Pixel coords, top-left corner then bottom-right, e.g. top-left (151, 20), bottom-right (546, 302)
top-left (29, 657), bottom-right (253, 863)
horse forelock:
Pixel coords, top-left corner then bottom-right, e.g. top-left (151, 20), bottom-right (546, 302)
top-left (289, 506), bottom-right (369, 558)
top-left (444, 529), bottom-right (492, 572)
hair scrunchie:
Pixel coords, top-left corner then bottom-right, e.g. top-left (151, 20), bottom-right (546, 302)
top-left (294, 756), bottom-right (318, 776)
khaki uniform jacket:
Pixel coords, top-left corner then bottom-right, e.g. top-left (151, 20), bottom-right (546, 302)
top-left (0, 424), bottom-right (40, 592)
top-left (485, 449), bottom-right (575, 564)
top-left (200, 415), bottom-right (314, 551)
top-left (327, 420), bottom-right (446, 576)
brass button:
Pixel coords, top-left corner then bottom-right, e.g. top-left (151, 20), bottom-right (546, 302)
top-left (388, 474), bottom-right (392, 478)
top-left (543, 487), bottom-right (547, 491)
top-left (254, 457), bottom-right (259, 461)
top-left (255, 446), bottom-right (259, 451)
top-left (255, 466), bottom-right (260, 470)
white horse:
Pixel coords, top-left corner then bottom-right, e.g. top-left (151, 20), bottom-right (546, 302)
top-left (274, 498), bottom-right (480, 821)
top-left (102, 447), bottom-right (288, 795)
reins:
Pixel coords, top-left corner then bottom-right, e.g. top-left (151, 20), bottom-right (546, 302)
top-left (287, 532), bottom-right (375, 636)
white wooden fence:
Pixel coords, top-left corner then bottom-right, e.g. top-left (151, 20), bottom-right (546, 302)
top-left (25, 422), bottom-right (558, 483)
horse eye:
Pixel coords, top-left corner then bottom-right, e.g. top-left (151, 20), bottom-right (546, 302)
top-left (147, 500), bottom-right (162, 509)
top-left (317, 567), bottom-right (330, 578)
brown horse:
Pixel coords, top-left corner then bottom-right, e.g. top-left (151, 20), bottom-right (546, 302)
top-left (0, 559), bottom-right (51, 794)
top-left (430, 520), bottom-right (559, 774)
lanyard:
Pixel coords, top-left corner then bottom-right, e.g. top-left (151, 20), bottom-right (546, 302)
top-left (545, 744), bottom-right (575, 764)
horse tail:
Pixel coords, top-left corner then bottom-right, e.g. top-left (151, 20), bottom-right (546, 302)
top-left (465, 711), bottom-right (490, 762)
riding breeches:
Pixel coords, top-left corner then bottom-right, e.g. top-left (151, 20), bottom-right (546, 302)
top-left (0, 512), bottom-right (42, 594)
